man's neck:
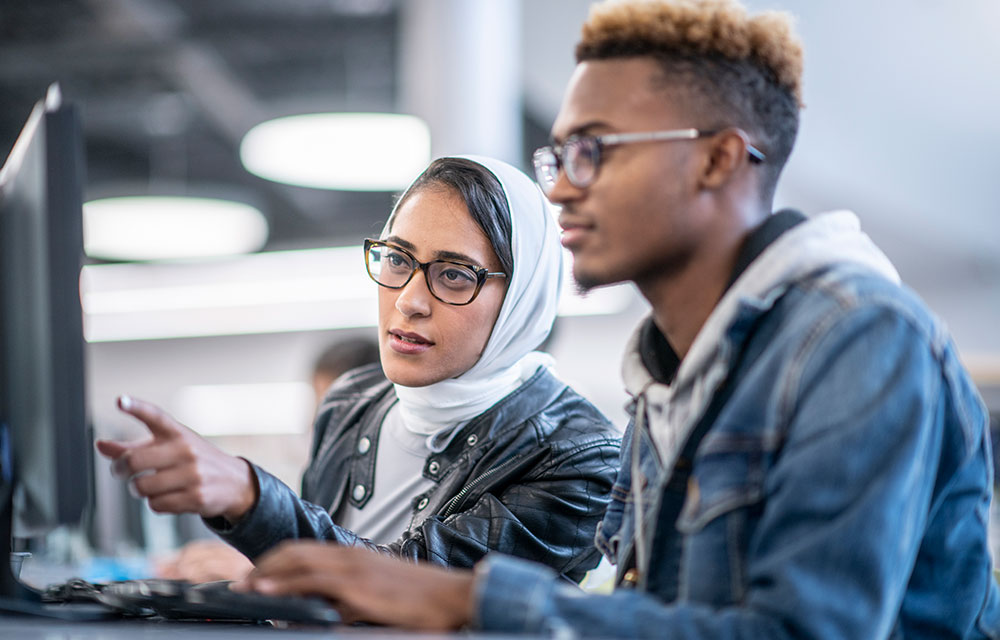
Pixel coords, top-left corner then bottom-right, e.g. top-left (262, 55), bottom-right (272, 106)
top-left (637, 207), bottom-right (806, 361)
top-left (637, 206), bottom-right (764, 359)
top-left (637, 243), bottom-right (740, 361)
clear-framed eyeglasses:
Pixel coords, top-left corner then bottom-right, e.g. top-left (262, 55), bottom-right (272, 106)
top-left (363, 239), bottom-right (507, 306)
top-left (532, 128), bottom-right (766, 195)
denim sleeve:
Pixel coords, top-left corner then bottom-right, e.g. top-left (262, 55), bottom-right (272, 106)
top-left (475, 554), bottom-right (792, 637)
top-left (474, 303), bottom-right (963, 638)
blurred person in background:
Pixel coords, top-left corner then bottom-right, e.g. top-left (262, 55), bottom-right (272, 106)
top-left (98, 155), bottom-right (620, 583)
top-left (308, 339), bottom-right (382, 409)
top-left (154, 337), bottom-right (380, 583)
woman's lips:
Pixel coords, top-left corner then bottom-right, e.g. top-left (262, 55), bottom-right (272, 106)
top-left (387, 330), bottom-right (434, 355)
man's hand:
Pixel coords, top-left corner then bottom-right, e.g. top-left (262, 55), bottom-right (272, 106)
top-left (235, 542), bottom-right (476, 630)
top-left (156, 540), bottom-right (255, 583)
top-left (95, 395), bottom-right (258, 522)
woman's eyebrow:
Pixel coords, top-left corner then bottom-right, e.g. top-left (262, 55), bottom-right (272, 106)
top-left (383, 235), bottom-right (483, 266)
top-left (435, 249), bottom-right (481, 265)
top-left (383, 235), bottom-right (416, 251)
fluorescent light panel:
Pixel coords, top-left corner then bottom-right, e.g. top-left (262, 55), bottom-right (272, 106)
top-left (83, 196), bottom-right (268, 261)
top-left (240, 113), bottom-right (431, 191)
top-left (81, 247), bottom-right (634, 342)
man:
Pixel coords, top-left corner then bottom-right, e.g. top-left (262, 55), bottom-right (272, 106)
top-left (237, 1), bottom-right (1000, 637)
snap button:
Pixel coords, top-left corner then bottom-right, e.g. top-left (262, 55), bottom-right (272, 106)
top-left (352, 484), bottom-right (366, 501)
top-left (357, 436), bottom-right (371, 455)
top-left (466, 434), bottom-right (478, 446)
top-left (621, 568), bottom-right (640, 587)
top-left (416, 497), bottom-right (429, 510)
top-left (428, 460), bottom-right (440, 474)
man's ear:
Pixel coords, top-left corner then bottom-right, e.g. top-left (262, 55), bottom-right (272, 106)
top-left (698, 129), bottom-right (752, 190)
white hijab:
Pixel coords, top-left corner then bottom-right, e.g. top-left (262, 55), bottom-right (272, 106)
top-left (389, 155), bottom-right (563, 436)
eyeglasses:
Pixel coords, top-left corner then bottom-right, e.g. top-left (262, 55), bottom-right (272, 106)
top-left (532, 128), bottom-right (766, 195)
top-left (363, 239), bottom-right (507, 306)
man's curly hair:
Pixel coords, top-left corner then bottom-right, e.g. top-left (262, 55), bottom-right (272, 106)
top-left (577, 0), bottom-right (804, 195)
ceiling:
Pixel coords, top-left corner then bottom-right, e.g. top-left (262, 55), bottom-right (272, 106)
top-left (0, 0), bottom-right (409, 252)
top-left (2, 0), bottom-right (999, 363)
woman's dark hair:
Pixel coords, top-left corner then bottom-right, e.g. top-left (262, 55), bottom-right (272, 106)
top-left (387, 157), bottom-right (514, 277)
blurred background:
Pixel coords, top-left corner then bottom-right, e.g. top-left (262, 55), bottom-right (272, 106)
top-left (1, 0), bottom-right (998, 569)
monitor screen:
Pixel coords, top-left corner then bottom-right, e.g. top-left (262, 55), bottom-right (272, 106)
top-left (0, 84), bottom-right (90, 600)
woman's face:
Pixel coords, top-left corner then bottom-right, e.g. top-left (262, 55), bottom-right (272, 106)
top-left (377, 186), bottom-right (507, 387)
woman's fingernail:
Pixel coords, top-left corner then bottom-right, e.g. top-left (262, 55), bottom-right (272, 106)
top-left (118, 395), bottom-right (133, 411)
top-left (127, 478), bottom-right (141, 499)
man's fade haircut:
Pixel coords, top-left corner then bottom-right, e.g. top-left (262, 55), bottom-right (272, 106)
top-left (576, 0), bottom-right (804, 199)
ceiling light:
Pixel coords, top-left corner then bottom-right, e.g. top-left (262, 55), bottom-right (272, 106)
top-left (83, 196), bottom-right (268, 261)
top-left (239, 113), bottom-right (431, 191)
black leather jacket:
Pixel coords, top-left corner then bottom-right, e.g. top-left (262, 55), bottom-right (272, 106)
top-left (212, 364), bottom-right (621, 582)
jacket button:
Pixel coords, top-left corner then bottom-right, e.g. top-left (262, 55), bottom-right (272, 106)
top-left (416, 497), bottom-right (429, 510)
top-left (428, 460), bottom-right (440, 474)
top-left (352, 484), bottom-right (366, 501)
top-left (357, 437), bottom-right (371, 455)
top-left (621, 568), bottom-right (640, 587)
top-left (466, 434), bottom-right (478, 446)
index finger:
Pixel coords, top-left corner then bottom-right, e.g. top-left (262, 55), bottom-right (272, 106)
top-left (117, 395), bottom-right (186, 441)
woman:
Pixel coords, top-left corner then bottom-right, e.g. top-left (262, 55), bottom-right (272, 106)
top-left (97, 156), bottom-right (620, 581)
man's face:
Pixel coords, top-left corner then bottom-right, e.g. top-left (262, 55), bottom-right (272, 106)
top-left (548, 57), bottom-right (711, 291)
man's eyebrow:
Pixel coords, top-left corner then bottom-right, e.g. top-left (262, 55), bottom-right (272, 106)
top-left (382, 236), bottom-right (483, 266)
top-left (551, 120), bottom-right (613, 144)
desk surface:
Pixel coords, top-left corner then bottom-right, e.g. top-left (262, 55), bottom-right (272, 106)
top-left (0, 615), bottom-right (535, 639)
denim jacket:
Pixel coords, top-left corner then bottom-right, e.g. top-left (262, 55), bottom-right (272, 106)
top-left (474, 211), bottom-right (1000, 638)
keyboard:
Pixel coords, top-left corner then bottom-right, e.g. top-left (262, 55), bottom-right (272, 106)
top-left (43, 577), bottom-right (341, 625)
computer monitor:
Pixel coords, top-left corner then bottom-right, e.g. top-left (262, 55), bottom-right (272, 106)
top-left (0, 85), bottom-right (91, 606)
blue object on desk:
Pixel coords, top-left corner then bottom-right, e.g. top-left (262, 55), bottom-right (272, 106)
top-left (78, 556), bottom-right (152, 583)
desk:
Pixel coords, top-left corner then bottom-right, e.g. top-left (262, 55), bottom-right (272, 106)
top-left (0, 616), bottom-right (534, 639)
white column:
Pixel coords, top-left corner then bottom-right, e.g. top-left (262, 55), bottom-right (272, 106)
top-left (399, 0), bottom-right (522, 166)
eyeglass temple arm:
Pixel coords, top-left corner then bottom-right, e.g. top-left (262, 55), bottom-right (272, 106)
top-left (698, 128), bottom-right (767, 163)
top-left (600, 128), bottom-right (766, 162)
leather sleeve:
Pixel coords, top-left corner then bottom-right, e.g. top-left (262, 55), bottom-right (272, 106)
top-left (205, 463), bottom-right (389, 560)
top-left (211, 435), bottom-right (618, 582)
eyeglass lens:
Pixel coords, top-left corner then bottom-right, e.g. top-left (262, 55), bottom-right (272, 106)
top-left (533, 137), bottom-right (600, 194)
top-left (367, 244), bottom-right (481, 305)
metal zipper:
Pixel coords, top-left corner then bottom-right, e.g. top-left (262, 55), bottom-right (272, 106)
top-left (438, 455), bottom-right (524, 518)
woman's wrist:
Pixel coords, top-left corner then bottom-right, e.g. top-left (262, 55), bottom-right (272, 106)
top-left (222, 457), bottom-right (259, 523)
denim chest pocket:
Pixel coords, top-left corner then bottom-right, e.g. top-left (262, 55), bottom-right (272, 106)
top-left (675, 442), bottom-right (767, 606)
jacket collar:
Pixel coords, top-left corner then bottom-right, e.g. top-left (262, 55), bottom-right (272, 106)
top-left (637, 209), bottom-right (807, 386)
top-left (360, 365), bottom-right (569, 465)
top-left (623, 209), bottom-right (900, 464)
top-left (625, 209), bottom-right (899, 399)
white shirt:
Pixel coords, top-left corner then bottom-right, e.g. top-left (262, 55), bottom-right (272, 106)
top-left (335, 406), bottom-right (437, 544)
